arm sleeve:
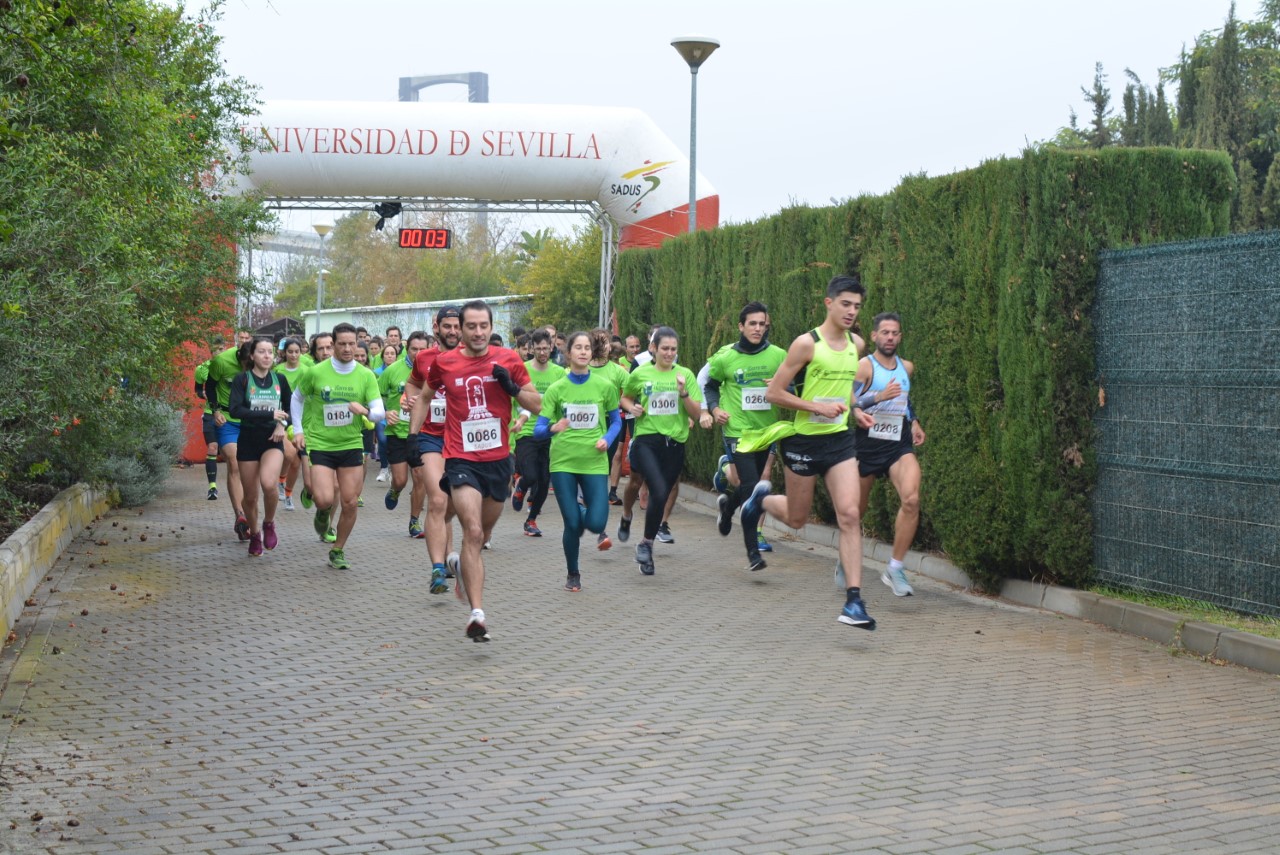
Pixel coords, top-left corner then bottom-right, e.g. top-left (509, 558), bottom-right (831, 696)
top-left (364, 373), bottom-right (386, 422)
top-left (204, 375), bottom-right (220, 412)
top-left (291, 386), bottom-right (306, 433)
top-left (279, 376), bottom-right (292, 422)
top-left (704, 376), bottom-right (722, 411)
top-left (602, 408), bottom-right (622, 446)
top-left (533, 415), bottom-right (552, 440)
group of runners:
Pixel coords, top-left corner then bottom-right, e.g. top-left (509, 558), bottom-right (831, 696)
top-left (195, 273), bottom-right (926, 640)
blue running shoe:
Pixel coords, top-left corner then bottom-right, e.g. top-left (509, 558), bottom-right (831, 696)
top-left (635, 541), bottom-right (655, 575)
top-left (408, 517), bottom-right (423, 538)
top-left (756, 530), bottom-right (773, 552)
top-left (838, 597), bottom-right (876, 630)
top-left (712, 454), bottom-right (731, 493)
top-left (385, 488), bottom-right (401, 510)
top-left (739, 480), bottom-right (771, 534)
top-left (429, 566), bottom-right (449, 595)
top-left (716, 494), bottom-right (733, 537)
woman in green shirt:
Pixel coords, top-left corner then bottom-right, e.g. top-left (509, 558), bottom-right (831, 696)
top-left (275, 338), bottom-right (307, 511)
top-left (618, 326), bottom-right (713, 576)
top-left (534, 331), bottom-right (623, 591)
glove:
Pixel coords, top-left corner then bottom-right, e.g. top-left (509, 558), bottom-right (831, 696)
top-left (492, 363), bottom-right (521, 397)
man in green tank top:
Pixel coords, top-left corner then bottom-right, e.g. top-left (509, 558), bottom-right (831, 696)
top-left (739, 275), bottom-right (879, 631)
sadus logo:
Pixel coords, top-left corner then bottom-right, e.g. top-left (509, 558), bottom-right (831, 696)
top-left (612, 159), bottom-right (675, 214)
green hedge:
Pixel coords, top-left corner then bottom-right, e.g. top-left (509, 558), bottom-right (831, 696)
top-left (615, 147), bottom-right (1232, 589)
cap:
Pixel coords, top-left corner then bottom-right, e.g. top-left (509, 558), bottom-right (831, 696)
top-left (435, 306), bottom-right (461, 323)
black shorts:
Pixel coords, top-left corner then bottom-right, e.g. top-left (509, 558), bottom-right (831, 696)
top-left (780, 431), bottom-right (858, 478)
top-left (855, 427), bottom-right (915, 478)
top-left (442, 457), bottom-right (513, 503)
top-left (309, 448), bottom-right (364, 469)
top-left (417, 432), bottom-right (444, 456)
top-left (386, 435), bottom-right (423, 468)
top-left (235, 428), bottom-right (284, 463)
top-left (201, 412), bottom-right (218, 445)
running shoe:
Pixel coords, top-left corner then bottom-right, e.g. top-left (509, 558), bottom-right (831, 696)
top-left (511, 474), bottom-right (525, 511)
top-left (323, 527), bottom-right (337, 544)
top-left (300, 487), bottom-right (314, 510)
top-left (597, 531), bottom-right (612, 551)
top-left (357, 495), bottom-right (364, 508)
top-left (248, 532), bottom-right (263, 557)
top-left (385, 487), bottom-right (401, 510)
top-left (234, 515), bottom-right (250, 542)
top-left (313, 506), bottom-right (330, 539)
top-left (262, 521), bottom-right (278, 551)
top-left (375, 468), bottom-right (389, 483)
top-left (617, 516), bottom-right (632, 543)
top-left (746, 550), bottom-right (767, 572)
top-left (449, 552), bottom-right (465, 602)
top-left (277, 481), bottom-right (286, 501)
top-left (328, 548), bottom-right (351, 570)
top-left (712, 454), bottom-right (731, 493)
top-left (483, 540), bottom-right (492, 550)
top-left (564, 574), bottom-right (582, 592)
top-left (466, 608), bottom-right (489, 642)
top-left (523, 519), bottom-right (542, 537)
top-left (838, 597), bottom-right (876, 630)
top-left (207, 486), bottom-right (218, 501)
top-left (429, 566), bottom-right (449, 595)
top-left (635, 541), bottom-right (655, 575)
top-left (656, 521), bottom-right (674, 544)
top-left (757, 530), bottom-right (773, 553)
top-left (283, 497), bottom-right (295, 511)
top-left (739, 481), bottom-right (771, 535)
top-left (882, 566), bottom-right (915, 597)
top-left (445, 552), bottom-right (459, 579)
top-left (408, 517), bottom-right (423, 538)
top-left (716, 494), bottom-right (733, 537)
top-left (608, 487), bottom-right (622, 506)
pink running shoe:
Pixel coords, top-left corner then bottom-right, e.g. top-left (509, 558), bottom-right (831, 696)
top-left (262, 521), bottom-right (278, 551)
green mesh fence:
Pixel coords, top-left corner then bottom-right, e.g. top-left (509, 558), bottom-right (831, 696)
top-left (1093, 231), bottom-right (1280, 617)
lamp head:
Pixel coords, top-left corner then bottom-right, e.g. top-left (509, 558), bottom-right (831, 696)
top-left (671, 36), bottom-right (720, 70)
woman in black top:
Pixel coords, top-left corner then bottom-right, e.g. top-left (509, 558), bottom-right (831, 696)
top-left (228, 337), bottom-right (292, 557)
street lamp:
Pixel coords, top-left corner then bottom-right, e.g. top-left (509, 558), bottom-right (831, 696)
top-left (671, 36), bottom-right (719, 233)
top-left (313, 222), bottom-right (332, 335)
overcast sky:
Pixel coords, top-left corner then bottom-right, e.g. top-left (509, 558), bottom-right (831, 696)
top-left (212, 0), bottom-right (1257, 234)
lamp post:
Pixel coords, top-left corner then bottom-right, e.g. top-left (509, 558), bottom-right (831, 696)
top-left (671, 36), bottom-right (719, 233)
top-left (313, 222), bottom-right (332, 335)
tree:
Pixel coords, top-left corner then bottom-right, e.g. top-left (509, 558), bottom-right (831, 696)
top-left (1083, 62), bottom-right (1113, 148)
top-left (1193, 4), bottom-right (1248, 158)
top-left (519, 221), bottom-right (603, 332)
top-left (0, 0), bottom-right (268, 509)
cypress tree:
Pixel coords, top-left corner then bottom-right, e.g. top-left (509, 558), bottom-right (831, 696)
top-left (1194, 5), bottom-right (1248, 158)
top-left (1121, 82), bottom-right (1139, 146)
top-left (1083, 62), bottom-right (1114, 148)
top-left (1260, 157), bottom-right (1280, 227)
top-left (1151, 82), bottom-right (1176, 145)
top-left (1236, 157), bottom-right (1260, 230)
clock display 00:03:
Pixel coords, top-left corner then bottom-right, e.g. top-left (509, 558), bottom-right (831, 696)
top-left (398, 228), bottom-right (452, 249)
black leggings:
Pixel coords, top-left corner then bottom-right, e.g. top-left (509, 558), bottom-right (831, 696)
top-left (628, 433), bottom-right (685, 541)
top-left (726, 446), bottom-right (770, 553)
top-left (514, 436), bottom-right (552, 517)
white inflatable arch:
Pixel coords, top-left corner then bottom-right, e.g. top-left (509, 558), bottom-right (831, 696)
top-left (241, 100), bottom-right (718, 250)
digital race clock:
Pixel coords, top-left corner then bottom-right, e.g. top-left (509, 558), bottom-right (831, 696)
top-left (398, 227), bottom-right (453, 249)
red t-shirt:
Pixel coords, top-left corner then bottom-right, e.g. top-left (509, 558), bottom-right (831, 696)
top-left (425, 346), bottom-right (531, 461)
top-left (411, 347), bottom-right (450, 437)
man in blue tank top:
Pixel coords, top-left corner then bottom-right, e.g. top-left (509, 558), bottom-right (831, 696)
top-left (853, 312), bottom-right (926, 597)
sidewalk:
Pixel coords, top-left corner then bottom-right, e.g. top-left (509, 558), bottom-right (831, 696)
top-left (2, 465), bottom-right (1278, 854)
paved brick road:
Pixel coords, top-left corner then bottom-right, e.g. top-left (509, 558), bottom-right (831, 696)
top-left (2, 465), bottom-right (1278, 854)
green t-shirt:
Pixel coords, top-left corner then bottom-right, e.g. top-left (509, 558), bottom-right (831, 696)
top-left (194, 360), bottom-right (212, 415)
top-left (707, 342), bottom-right (787, 437)
top-left (276, 362), bottom-right (308, 395)
top-left (541, 372), bottom-right (620, 475)
top-left (378, 357), bottom-right (415, 440)
top-left (514, 359), bottom-right (567, 440)
top-left (300, 353), bottom-right (315, 369)
top-left (590, 360), bottom-right (629, 396)
top-left (206, 347), bottom-right (243, 424)
top-left (297, 360), bottom-right (381, 452)
top-left (623, 362), bottom-right (702, 444)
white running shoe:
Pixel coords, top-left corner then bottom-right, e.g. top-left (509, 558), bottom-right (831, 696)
top-left (375, 469), bottom-right (388, 483)
top-left (882, 566), bottom-right (915, 597)
top-left (283, 497), bottom-right (295, 511)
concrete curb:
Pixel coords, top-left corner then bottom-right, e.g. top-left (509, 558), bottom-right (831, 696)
top-left (681, 482), bottom-right (1280, 677)
top-left (1, 483), bottom-right (111, 636)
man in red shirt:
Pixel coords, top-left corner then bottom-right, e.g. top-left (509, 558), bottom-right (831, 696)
top-left (405, 307), bottom-right (462, 596)
top-left (415, 300), bottom-right (540, 642)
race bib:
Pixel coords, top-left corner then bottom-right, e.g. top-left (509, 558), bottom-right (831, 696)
top-left (249, 385), bottom-right (279, 411)
top-left (647, 391), bottom-right (679, 416)
top-left (869, 415), bottom-right (903, 441)
top-left (462, 417), bottom-right (501, 453)
top-left (741, 387), bottom-right (770, 411)
top-left (398, 408), bottom-right (411, 423)
top-left (322, 402), bottom-right (354, 428)
top-left (430, 397), bottom-right (447, 424)
top-left (809, 396), bottom-right (847, 425)
top-left (564, 402), bottom-right (599, 430)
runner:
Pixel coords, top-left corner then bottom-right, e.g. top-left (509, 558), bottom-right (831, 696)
top-left (274, 338), bottom-right (307, 510)
top-left (534, 330), bottom-right (622, 591)
top-left (193, 347), bottom-right (220, 501)
top-left (705, 301), bottom-right (787, 572)
top-left (380, 330), bottom-right (430, 537)
top-left (297, 332), bottom-right (333, 527)
top-left (405, 306), bottom-right (463, 596)
top-left (420, 300), bottom-right (539, 641)
top-left (854, 312), bottom-right (926, 597)
top-left (290, 323), bottom-right (384, 570)
top-left (510, 329), bottom-right (565, 537)
top-left (227, 337), bottom-right (291, 556)
top-left (203, 342), bottom-right (251, 540)
top-left (737, 274), bottom-right (878, 629)
top-left (619, 326), bottom-right (712, 576)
